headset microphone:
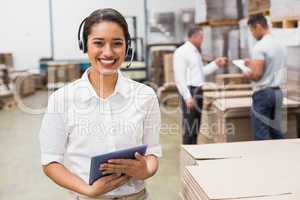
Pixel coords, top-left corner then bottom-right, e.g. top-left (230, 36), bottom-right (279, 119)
top-left (125, 45), bottom-right (135, 69)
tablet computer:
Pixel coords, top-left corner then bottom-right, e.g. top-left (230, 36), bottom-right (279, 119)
top-left (89, 144), bottom-right (147, 185)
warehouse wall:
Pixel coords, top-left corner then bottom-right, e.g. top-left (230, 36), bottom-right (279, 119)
top-left (0, 0), bottom-right (51, 70)
top-left (147, 0), bottom-right (195, 12)
top-left (0, 0), bottom-right (196, 70)
top-left (51, 0), bottom-right (146, 60)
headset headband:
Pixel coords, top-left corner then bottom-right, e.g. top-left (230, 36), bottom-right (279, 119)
top-left (77, 16), bottom-right (134, 68)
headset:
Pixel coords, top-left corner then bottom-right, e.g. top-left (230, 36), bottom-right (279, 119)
top-left (77, 17), bottom-right (134, 68)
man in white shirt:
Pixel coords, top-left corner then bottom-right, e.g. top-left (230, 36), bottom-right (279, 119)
top-left (173, 25), bottom-right (227, 144)
top-left (244, 15), bottom-right (287, 140)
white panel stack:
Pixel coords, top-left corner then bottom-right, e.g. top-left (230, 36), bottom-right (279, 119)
top-left (195, 0), bottom-right (207, 23)
top-left (270, 0), bottom-right (300, 19)
top-left (202, 26), bottom-right (233, 61)
top-left (206, 0), bottom-right (238, 20)
top-left (286, 47), bottom-right (300, 101)
top-left (227, 30), bottom-right (240, 73)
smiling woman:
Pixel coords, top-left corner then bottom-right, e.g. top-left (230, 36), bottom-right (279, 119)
top-left (39, 8), bottom-right (161, 200)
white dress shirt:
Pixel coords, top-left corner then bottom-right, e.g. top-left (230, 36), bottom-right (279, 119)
top-left (39, 68), bottom-right (162, 198)
top-left (173, 41), bottom-right (219, 100)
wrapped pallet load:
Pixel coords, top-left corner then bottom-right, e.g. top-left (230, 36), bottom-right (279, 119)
top-left (206, 0), bottom-right (238, 20)
top-left (194, 0), bottom-right (207, 23)
top-left (227, 30), bottom-right (240, 73)
top-left (270, 0), bottom-right (300, 19)
top-left (286, 47), bottom-right (300, 101)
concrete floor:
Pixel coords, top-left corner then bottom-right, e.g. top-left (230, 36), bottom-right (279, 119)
top-left (0, 91), bottom-right (182, 200)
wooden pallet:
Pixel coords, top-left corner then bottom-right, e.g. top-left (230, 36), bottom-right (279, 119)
top-left (248, 9), bottom-right (270, 17)
top-left (272, 17), bottom-right (300, 28)
top-left (197, 19), bottom-right (239, 27)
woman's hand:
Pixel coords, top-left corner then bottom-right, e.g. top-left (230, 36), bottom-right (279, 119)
top-left (100, 153), bottom-right (151, 180)
top-left (85, 174), bottom-right (130, 198)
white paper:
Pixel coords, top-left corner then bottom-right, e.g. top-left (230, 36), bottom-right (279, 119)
top-left (232, 59), bottom-right (251, 73)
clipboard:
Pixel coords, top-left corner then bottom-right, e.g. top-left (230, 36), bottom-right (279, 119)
top-left (89, 145), bottom-right (147, 185)
top-left (232, 59), bottom-right (251, 73)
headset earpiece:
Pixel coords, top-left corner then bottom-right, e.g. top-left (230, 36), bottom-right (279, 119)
top-left (78, 18), bottom-right (87, 53)
top-left (78, 40), bottom-right (83, 51)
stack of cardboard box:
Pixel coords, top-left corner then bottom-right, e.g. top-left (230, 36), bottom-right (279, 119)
top-left (150, 50), bottom-right (174, 87)
top-left (156, 53), bottom-right (180, 107)
top-left (181, 139), bottom-right (300, 200)
top-left (0, 53), bottom-right (14, 68)
top-left (13, 72), bottom-right (36, 97)
top-left (47, 62), bottom-right (81, 84)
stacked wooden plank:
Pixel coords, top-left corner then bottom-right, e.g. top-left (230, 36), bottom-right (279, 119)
top-left (181, 139), bottom-right (300, 200)
top-left (215, 73), bottom-right (249, 85)
top-left (199, 82), bottom-right (253, 143)
top-left (200, 90), bottom-right (253, 142)
top-left (202, 82), bottom-right (252, 91)
top-left (209, 97), bottom-right (299, 143)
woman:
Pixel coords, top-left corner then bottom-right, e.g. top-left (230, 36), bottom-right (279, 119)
top-left (39, 8), bottom-right (161, 200)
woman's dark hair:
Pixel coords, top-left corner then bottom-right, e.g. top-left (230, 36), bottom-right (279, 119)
top-left (82, 8), bottom-right (130, 52)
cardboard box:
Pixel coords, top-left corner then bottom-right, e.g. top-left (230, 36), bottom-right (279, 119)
top-left (0, 53), bottom-right (14, 68)
top-left (66, 64), bottom-right (80, 81)
top-left (150, 50), bottom-right (174, 86)
top-left (14, 73), bottom-right (36, 97)
top-left (32, 74), bottom-right (45, 89)
top-left (57, 65), bottom-right (68, 82)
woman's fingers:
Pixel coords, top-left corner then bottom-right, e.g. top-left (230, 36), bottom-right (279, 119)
top-left (101, 163), bottom-right (125, 174)
top-left (106, 175), bottom-right (130, 190)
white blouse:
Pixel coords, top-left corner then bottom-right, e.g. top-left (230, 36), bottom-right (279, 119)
top-left (39, 69), bottom-right (162, 198)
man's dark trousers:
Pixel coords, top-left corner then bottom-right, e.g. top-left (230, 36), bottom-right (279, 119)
top-left (251, 88), bottom-right (284, 140)
top-left (181, 86), bottom-right (203, 144)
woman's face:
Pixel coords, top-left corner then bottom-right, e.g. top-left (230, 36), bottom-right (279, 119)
top-left (87, 21), bottom-right (126, 75)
